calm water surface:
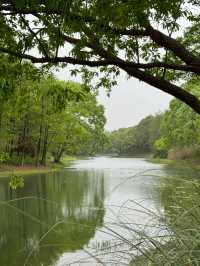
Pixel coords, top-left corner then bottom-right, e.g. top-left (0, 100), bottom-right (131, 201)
top-left (0, 157), bottom-right (194, 266)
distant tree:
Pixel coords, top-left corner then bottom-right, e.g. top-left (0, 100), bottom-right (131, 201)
top-left (106, 114), bottom-right (162, 155)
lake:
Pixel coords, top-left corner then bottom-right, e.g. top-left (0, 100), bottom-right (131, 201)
top-left (0, 156), bottom-right (198, 266)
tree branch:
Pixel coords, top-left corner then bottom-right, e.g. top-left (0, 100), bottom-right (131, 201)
top-left (1, 46), bottom-right (200, 73)
top-left (70, 28), bottom-right (200, 74)
top-left (0, 4), bottom-right (148, 37)
top-left (1, 50), bottom-right (200, 114)
top-left (145, 25), bottom-right (200, 66)
top-left (123, 66), bottom-right (200, 114)
top-left (0, 47), bottom-right (110, 66)
top-left (19, 15), bottom-right (49, 59)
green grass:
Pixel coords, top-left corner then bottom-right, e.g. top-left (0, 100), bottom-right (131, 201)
top-left (130, 174), bottom-right (200, 266)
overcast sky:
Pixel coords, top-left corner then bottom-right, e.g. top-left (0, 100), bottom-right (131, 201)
top-left (97, 73), bottom-right (172, 131)
top-left (54, 68), bottom-right (172, 131)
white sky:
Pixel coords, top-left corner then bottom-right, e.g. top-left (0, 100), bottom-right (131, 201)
top-left (97, 74), bottom-right (172, 131)
top-left (54, 68), bottom-right (172, 131)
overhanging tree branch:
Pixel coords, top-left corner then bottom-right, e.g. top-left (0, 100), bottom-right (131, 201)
top-left (0, 48), bottom-right (110, 66)
top-left (61, 33), bottom-right (200, 74)
top-left (123, 66), bottom-right (200, 114)
top-left (79, 29), bottom-right (200, 113)
top-left (1, 47), bottom-right (200, 73)
top-left (3, 2), bottom-right (199, 67)
top-left (1, 48), bottom-right (200, 114)
top-left (145, 25), bottom-right (200, 66)
top-left (1, 1), bottom-right (200, 115)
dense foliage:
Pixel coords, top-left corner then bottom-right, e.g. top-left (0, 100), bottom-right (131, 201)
top-left (155, 78), bottom-right (200, 159)
top-left (1, 1), bottom-right (200, 112)
top-left (0, 55), bottom-right (106, 166)
top-left (107, 78), bottom-right (200, 159)
top-left (105, 114), bottom-right (162, 156)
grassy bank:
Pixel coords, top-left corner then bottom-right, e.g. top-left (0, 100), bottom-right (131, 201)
top-left (0, 165), bottom-right (57, 177)
top-left (0, 155), bottom-right (76, 177)
top-left (130, 158), bottom-right (200, 265)
top-left (148, 156), bottom-right (200, 170)
top-left (147, 157), bottom-right (172, 164)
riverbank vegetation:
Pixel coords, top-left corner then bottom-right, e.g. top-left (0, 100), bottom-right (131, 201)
top-left (0, 55), bottom-right (107, 169)
top-left (0, 155), bottom-right (76, 177)
top-left (130, 166), bottom-right (200, 266)
top-left (105, 78), bottom-right (200, 162)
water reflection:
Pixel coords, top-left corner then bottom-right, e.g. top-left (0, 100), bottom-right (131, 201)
top-left (0, 157), bottom-right (166, 266)
top-left (66, 157), bottom-right (164, 265)
top-left (0, 169), bottom-right (105, 266)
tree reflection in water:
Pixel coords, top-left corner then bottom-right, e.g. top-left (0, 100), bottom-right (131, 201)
top-left (0, 169), bottom-right (105, 266)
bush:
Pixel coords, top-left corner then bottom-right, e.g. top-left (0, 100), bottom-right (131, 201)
top-left (167, 146), bottom-right (200, 160)
top-left (153, 137), bottom-right (168, 158)
top-left (9, 174), bottom-right (24, 190)
top-left (0, 152), bottom-right (10, 164)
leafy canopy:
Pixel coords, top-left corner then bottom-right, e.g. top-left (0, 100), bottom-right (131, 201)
top-left (0, 56), bottom-right (106, 165)
top-left (1, 1), bottom-right (200, 112)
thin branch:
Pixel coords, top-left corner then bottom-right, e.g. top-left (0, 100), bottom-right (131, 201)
top-left (0, 5), bottom-right (147, 36)
top-left (162, 51), bottom-right (168, 79)
top-left (74, 27), bottom-right (200, 74)
top-left (19, 15), bottom-right (49, 59)
top-left (1, 47), bottom-right (200, 73)
top-left (0, 47), bottom-right (110, 66)
top-left (146, 24), bottom-right (200, 65)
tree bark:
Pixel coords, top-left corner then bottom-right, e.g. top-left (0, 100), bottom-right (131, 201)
top-left (35, 96), bottom-right (44, 166)
top-left (40, 125), bottom-right (49, 166)
top-left (53, 145), bottom-right (64, 163)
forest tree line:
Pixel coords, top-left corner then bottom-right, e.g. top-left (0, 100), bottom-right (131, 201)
top-left (0, 55), bottom-right (106, 166)
top-left (106, 78), bottom-right (200, 160)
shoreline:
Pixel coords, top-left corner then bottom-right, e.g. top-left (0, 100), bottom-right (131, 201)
top-left (0, 165), bottom-right (58, 177)
top-left (0, 156), bottom-right (76, 177)
top-left (147, 157), bottom-right (200, 169)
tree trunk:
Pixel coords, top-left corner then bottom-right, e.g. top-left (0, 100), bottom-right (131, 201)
top-left (35, 96), bottom-right (44, 167)
top-left (21, 117), bottom-right (28, 166)
top-left (53, 145), bottom-right (64, 163)
top-left (41, 125), bottom-right (49, 166)
top-left (35, 122), bottom-right (42, 166)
